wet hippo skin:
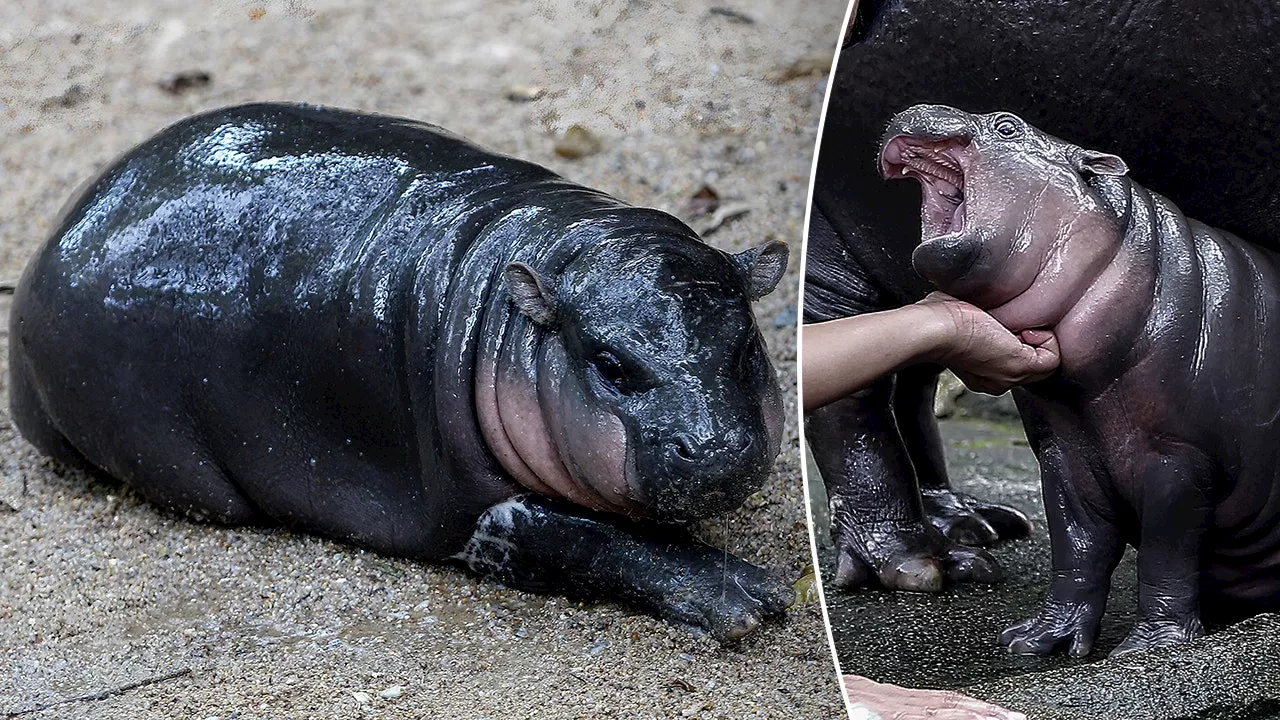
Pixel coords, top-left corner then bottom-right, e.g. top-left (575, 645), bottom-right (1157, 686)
top-left (881, 103), bottom-right (1280, 658)
top-left (807, 0), bottom-right (1280, 594)
top-left (8, 103), bottom-right (794, 642)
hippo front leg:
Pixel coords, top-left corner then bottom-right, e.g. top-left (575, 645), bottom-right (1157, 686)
top-left (894, 365), bottom-right (1033, 545)
top-left (807, 379), bottom-right (1000, 593)
top-left (1110, 450), bottom-right (1211, 656)
top-left (453, 494), bottom-right (793, 642)
top-left (1000, 401), bottom-right (1122, 657)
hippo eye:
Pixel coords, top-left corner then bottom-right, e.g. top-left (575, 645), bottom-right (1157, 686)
top-left (994, 115), bottom-right (1022, 139)
top-left (591, 350), bottom-right (631, 390)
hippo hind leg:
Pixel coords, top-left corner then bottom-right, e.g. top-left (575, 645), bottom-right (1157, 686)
top-left (11, 349), bottom-right (262, 525)
top-left (116, 444), bottom-right (266, 526)
top-left (9, 344), bottom-right (95, 471)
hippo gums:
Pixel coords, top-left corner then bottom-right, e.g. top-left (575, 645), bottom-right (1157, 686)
top-left (8, 103), bottom-right (794, 641)
top-left (881, 103), bottom-right (1280, 656)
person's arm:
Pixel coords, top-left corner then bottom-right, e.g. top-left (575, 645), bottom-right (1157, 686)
top-left (802, 292), bottom-right (1059, 412)
top-left (842, 675), bottom-right (1027, 720)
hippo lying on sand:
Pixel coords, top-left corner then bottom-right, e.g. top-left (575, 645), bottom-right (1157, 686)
top-left (9, 102), bottom-right (793, 641)
top-left (880, 104), bottom-right (1280, 657)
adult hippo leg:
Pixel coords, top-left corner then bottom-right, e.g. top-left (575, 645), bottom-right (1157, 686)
top-left (807, 380), bottom-right (999, 593)
top-left (453, 494), bottom-right (794, 642)
top-left (1110, 450), bottom-right (1211, 656)
top-left (893, 365), bottom-right (1033, 545)
top-left (1000, 395), bottom-right (1123, 657)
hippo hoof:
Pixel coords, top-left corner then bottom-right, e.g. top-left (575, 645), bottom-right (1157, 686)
top-left (830, 520), bottom-right (1001, 593)
top-left (999, 599), bottom-right (1104, 657)
top-left (666, 556), bottom-right (794, 642)
top-left (1110, 616), bottom-right (1205, 657)
top-left (922, 489), bottom-right (1033, 546)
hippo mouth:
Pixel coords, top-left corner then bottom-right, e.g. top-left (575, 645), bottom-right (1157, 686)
top-left (880, 137), bottom-right (968, 242)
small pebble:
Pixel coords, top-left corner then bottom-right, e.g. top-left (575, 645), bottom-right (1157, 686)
top-left (554, 125), bottom-right (602, 159)
top-left (768, 51), bottom-right (833, 83)
top-left (503, 85), bottom-right (547, 102)
top-left (379, 685), bottom-right (404, 699)
top-left (158, 71), bottom-right (213, 95)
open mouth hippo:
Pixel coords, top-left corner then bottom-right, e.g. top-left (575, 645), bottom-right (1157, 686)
top-left (881, 103), bottom-right (1280, 657)
top-left (9, 102), bottom-right (793, 642)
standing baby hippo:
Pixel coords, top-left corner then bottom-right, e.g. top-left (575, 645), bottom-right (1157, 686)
top-left (879, 104), bottom-right (1280, 657)
top-left (9, 102), bottom-right (793, 641)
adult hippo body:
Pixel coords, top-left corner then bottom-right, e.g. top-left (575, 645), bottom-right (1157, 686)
top-left (807, 0), bottom-right (1280, 594)
top-left (9, 102), bottom-right (793, 641)
top-left (880, 104), bottom-right (1280, 657)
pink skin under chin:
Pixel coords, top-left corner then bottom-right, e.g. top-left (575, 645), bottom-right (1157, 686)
top-left (535, 341), bottom-right (641, 516)
top-left (477, 333), bottom-right (642, 516)
top-left (475, 352), bottom-right (560, 497)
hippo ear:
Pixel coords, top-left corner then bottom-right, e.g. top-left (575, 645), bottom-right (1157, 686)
top-left (504, 262), bottom-right (558, 326)
top-left (1076, 149), bottom-right (1129, 177)
top-left (732, 241), bottom-right (789, 301)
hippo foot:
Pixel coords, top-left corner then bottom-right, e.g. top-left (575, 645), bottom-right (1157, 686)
top-left (455, 495), bottom-right (791, 644)
top-left (831, 519), bottom-right (1001, 593)
top-left (660, 553), bottom-right (795, 642)
top-left (1110, 616), bottom-right (1205, 657)
top-left (921, 488), bottom-right (1033, 546)
top-left (999, 599), bottom-right (1105, 657)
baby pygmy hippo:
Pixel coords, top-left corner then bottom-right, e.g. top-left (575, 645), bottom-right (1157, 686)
top-left (880, 103), bottom-right (1280, 657)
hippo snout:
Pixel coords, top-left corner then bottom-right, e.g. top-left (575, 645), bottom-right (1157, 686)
top-left (669, 429), bottom-right (752, 469)
top-left (880, 104), bottom-right (975, 156)
top-left (639, 428), bottom-right (770, 521)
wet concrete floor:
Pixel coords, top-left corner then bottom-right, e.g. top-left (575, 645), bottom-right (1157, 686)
top-left (809, 407), bottom-right (1280, 720)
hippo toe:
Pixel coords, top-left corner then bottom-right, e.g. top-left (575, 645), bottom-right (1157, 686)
top-left (828, 514), bottom-right (1001, 593)
top-left (921, 488), bottom-right (1032, 546)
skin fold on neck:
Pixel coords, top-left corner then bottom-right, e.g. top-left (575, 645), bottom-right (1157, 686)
top-left (981, 181), bottom-right (1156, 377)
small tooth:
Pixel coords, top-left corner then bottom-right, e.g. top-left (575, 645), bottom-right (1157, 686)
top-left (901, 166), bottom-right (909, 175)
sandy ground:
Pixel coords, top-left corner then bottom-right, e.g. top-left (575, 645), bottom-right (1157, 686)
top-left (0, 1), bottom-right (849, 717)
top-left (810, 399), bottom-right (1280, 720)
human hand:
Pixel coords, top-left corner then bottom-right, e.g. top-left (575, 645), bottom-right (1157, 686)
top-left (842, 675), bottom-right (1027, 720)
top-left (917, 292), bottom-right (1059, 394)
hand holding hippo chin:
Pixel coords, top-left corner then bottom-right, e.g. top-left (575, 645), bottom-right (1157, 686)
top-left (9, 103), bottom-right (794, 642)
top-left (914, 291), bottom-right (1060, 396)
top-left (883, 103), bottom-right (1280, 656)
